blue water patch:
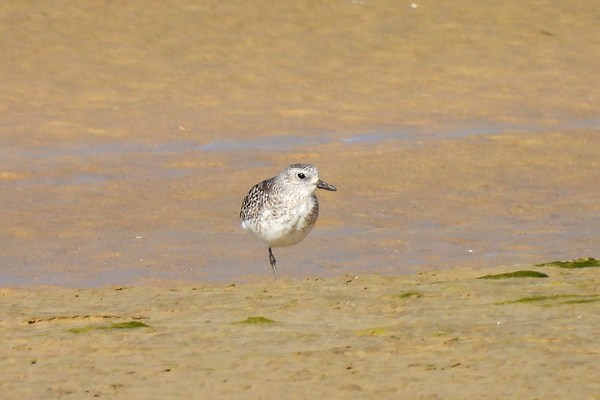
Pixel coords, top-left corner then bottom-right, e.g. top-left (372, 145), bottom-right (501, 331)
top-left (341, 127), bottom-right (420, 143)
top-left (3, 118), bottom-right (598, 163)
top-left (196, 134), bottom-right (332, 152)
top-left (198, 117), bottom-right (600, 150)
top-left (0, 140), bottom-right (199, 161)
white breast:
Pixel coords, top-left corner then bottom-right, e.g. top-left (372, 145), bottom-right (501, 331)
top-left (245, 196), bottom-right (318, 248)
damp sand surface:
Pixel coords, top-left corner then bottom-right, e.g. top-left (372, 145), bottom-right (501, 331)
top-left (2, 265), bottom-right (599, 399)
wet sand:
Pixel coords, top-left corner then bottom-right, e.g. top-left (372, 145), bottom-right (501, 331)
top-left (1, 0), bottom-right (600, 398)
top-left (3, 127), bottom-right (599, 285)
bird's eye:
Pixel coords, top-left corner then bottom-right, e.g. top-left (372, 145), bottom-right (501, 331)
top-left (297, 173), bottom-right (306, 179)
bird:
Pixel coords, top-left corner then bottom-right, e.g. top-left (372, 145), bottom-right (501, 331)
top-left (240, 164), bottom-right (337, 279)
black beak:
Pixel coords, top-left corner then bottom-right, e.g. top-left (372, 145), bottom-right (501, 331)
top-left (317, 179), bottom-right (337, 191)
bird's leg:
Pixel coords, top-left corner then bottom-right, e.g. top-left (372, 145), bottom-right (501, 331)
top-left (268, 247), bottom-right (279, 279)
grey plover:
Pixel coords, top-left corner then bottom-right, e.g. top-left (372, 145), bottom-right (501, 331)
top-left (240, 164), bottom-right (337, 279)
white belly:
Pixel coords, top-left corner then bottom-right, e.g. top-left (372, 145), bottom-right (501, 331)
top-left (242, 198), bottom-right (318, 247)
top-left (260, 219), bottom-right (314, 247)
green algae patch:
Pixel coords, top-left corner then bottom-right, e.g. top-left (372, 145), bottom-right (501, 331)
top-left (236, 316), bottom-right (276, 324)
top-left (536, 257), bottom-right (600, 269)
top-left (69, 326), bottom-right (97, 334)
top-left (393, 291), bottom-right (423, 299)
top-left (356, 327), bottom-right (387, 336)
top-left (496, 294), bottom-right (599, 305)
top-left (109, 321), bottom-right (150, 329)
top-left (504, 294), bottom-right (574, 303)
top-left (69, 321), bottom-right (150, 333)
top-left (562, 297), bottom-right (600, 304)
top-left (478, 270), bottom-right (548, 279)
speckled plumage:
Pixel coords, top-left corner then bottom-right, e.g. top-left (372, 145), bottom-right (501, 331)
top-left (240, 164), bottom-right (336, 278)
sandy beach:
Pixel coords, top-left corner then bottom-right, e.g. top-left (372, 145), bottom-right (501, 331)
top-left (3, 264), bottom-right (599, 399)
top-left (1, 0), bottom-right (599, 398)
